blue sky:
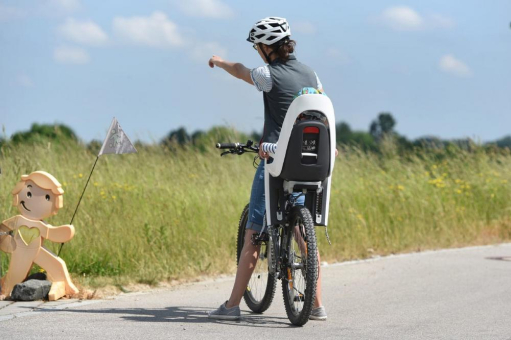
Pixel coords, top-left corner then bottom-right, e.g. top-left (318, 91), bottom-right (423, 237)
top-left (1, 0), bottom-right (510, 143)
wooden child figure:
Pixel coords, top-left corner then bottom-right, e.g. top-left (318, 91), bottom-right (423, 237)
top-left (0, 171), bottom-right (79, 301)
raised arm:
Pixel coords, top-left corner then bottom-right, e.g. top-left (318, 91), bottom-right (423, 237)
top-left (209, 56), bottom-right (254, 85)
top-left (46, 224), bottom-right (75, 243)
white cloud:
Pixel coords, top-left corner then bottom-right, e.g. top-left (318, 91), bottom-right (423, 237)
top-left (173, 0), bottom-right (234, 19)
top-left (112, 11), bottom-right (184, 48)
top-left (439, 54), bottom-right (472, 77)
top-left (292, 21), bottom-right (317, 35)
top-left (58, 18), bottom-right (108, 46)
top-left (377, 6), bottom-right (455, 31)
top-left (17, 74), bottom-right (34, 87)
top-left (48, 0), bottom-right (81, 13)
top-left (0, 4), bottom-right (26, 21)
top-left (190, 41), bottom-right (227, 62)
top-left (54, 46), bottom-right (90, 64)
top-left (380, 6), bottom-right (424, 31)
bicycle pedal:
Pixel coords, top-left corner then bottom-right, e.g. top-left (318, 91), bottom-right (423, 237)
top-left (251, 232), bottom-right (269, 245)
top-left (294, 294), bottom-right (305, 302)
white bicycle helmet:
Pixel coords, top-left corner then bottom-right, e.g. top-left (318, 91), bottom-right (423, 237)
top-left (247, 17), bottom-right (291, 45)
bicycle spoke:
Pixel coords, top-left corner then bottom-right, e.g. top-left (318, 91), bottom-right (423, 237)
top-left (282, 207), bottom-right (318, 326)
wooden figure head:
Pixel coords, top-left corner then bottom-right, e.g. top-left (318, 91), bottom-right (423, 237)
top-left (11, 171), bottom-right (64, 220)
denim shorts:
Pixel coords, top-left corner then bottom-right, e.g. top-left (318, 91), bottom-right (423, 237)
top-left (246, 161), bottom-right (305, 232)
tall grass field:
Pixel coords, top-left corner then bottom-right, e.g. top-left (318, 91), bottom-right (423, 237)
top-left (1, 134), bottom-right (511, 290)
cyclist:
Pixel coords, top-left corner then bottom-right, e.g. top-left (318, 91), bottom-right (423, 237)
top-left (208, 17), bottom-right (327, 321)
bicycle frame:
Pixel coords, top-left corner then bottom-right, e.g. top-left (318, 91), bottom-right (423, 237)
top-left (218, 138), bottom-right (320, 325)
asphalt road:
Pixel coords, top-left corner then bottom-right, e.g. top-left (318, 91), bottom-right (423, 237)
top-left (2, 243), bottom-right (511, 340)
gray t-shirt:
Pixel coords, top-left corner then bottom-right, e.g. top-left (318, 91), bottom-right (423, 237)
top-left (254, 55), bottom-right (319, 143)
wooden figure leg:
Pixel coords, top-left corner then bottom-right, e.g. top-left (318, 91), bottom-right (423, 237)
top-left (0, 250), bottom-right (34, 299)
top-left (34, 247), bottom-right (78, 301)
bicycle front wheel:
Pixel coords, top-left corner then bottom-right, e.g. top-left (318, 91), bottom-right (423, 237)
top-left (237, 204), bottom-right (277, 313)
top-left (282, 206), bottom-right (318, 326)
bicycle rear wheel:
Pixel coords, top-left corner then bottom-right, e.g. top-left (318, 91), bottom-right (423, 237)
top-left (237, 204), bottom-right (277, 313)
top-left (282, 206), bottom-right (318, 326)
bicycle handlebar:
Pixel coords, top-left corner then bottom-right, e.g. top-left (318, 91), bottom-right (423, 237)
top-left (216, 140), bottom-right (259, 156)
top-left (216, 142), bottom-right (239, 149)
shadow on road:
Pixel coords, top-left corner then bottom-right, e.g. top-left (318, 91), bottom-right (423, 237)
top-left (485, 256), bottom-right (511, 262)
top-left (37, 306), bottom-right (295, 328)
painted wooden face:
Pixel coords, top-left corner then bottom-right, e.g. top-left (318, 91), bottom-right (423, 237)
top-left (16, 180), bottom-right (57, 220)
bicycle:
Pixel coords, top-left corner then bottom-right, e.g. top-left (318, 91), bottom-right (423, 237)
top-left (217, 140), bottom-right (319, 326)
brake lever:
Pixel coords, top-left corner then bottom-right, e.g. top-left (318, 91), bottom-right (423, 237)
top-left (220, 151), bottom-right (232, 157)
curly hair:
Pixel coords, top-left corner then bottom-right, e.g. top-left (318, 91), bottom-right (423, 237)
top-left (270, 39), bottom-right (296, 62)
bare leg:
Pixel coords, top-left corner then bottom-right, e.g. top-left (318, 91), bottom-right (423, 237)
top-left (314, 251), bottom-right (323, 308)
top-left (225, 229), bottom-right (260, 308)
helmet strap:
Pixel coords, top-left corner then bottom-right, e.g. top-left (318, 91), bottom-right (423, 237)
top-left (259, 43), bottom-right (275, 64)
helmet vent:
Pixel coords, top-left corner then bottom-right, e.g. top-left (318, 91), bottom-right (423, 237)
top-left (248, 17), bottom-right (291, 46)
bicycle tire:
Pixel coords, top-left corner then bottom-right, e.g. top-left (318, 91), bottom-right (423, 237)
top-left (237, 204), bottom-right (277, 313)
top-left (282, 206), bottom-right (318, 326)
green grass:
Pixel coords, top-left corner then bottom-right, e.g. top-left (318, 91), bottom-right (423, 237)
top-left (1, 137), bottom-right (511, 289)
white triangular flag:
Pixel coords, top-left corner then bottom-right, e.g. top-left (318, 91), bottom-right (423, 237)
top-left (98, 118), bottom-right (137, 156)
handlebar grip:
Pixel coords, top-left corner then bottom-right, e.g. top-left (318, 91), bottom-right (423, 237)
top-left (216, 142), bottom-right (239, 149)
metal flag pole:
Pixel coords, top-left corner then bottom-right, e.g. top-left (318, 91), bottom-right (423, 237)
top-left (57, 155), bottom-right (99, 257)
top-left (56, 117), bottom-right (137, 258)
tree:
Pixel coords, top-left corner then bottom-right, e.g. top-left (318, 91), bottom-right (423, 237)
top-left (335, 122), bottom-right (352, 144)
top-left (369, 112), bottom-right (396, 141)
top-left (335, 121), bottom-right (376, 150)
top-left (10, 123), bottom-right (78, 144)
top-left (494, 135), bottom-right (511, 148)
top-left (162, 127), bottom-right (190, 146)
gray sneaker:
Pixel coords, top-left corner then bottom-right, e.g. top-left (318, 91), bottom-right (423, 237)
top-left (309, 306), bottom-right (327, 321)
top-left (208, 301), bottom-right (241, 320)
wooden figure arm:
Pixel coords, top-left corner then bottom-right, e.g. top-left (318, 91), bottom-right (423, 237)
top-left (0, 221), bottom-right (15, 253)
top-left (1, 217), bottom-right (17, 231)
top-left (46, 224), bottom-right (75, 243)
